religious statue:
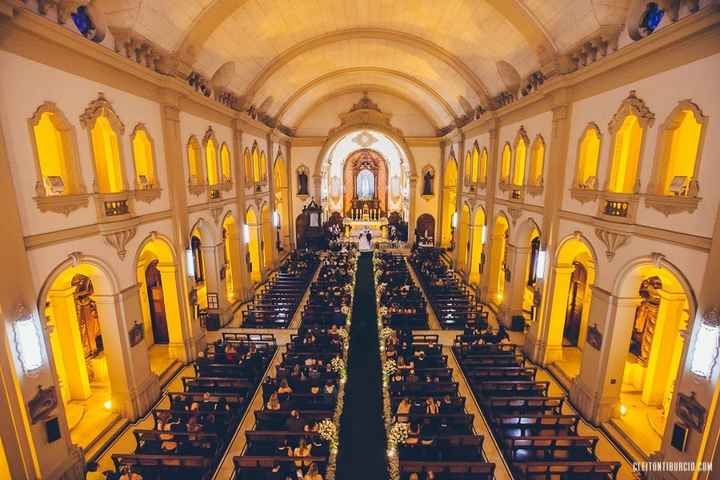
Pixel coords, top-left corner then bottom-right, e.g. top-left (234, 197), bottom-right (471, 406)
top-left (297, 169), bottom-right (309, 195)
top-left (422, 169), bottom-right (434, 195)
top-left (356, 169), bottom-right (375, 200)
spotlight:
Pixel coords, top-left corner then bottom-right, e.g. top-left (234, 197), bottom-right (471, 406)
top-left (619, 404), bottom-right (628, 416)
top-left (103, 400), bottom-right (113, 410)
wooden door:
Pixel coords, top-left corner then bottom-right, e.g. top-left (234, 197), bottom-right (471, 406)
top-left (563, 262), bottom-right (587, 346)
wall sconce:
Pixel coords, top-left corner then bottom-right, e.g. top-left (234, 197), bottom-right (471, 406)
top-left (451, 211), bottom-right (458, 228)
top-left (243, 224), bottom-right (250, 244)
top-left (690, 308), bottom-right (720, 378)
top-left (481, 225), bottom-right (487, 244)
top-left (534, 250), bottom-right (547, 280)
top-left (272, 211), bottom-right (280, 228)
top-left (185, 248), bottom-right (195, 278)
top-left (13, 305), bottom-right (44, 376)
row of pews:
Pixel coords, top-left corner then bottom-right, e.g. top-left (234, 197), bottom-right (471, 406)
top-left (453, 340), bottom-right (622, 479)
top-left (242, 251), bottom-right (320, 328)
top-left (375, 251), bottom-right (428, 329)
top-left (408, 247), bottom-right (484, 330)
top-left (233, 251), bottom-right (356, 479)
top-left (112, 334), bottom-right (276, 480)
top-left (300, 250), bottom-right (357, 329)
top-left (387, 333), bottom-right (496, 479)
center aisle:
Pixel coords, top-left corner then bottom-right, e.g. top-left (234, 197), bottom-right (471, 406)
top-left (335, 253), bottom-right (389, 479)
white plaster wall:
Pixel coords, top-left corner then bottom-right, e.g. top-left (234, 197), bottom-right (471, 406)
top-left (294, 92), bottom-right (437, 137)
top-left (0, 51), bottom-right (171, 236)
top-left (563, 53), bottom-right (720, 238)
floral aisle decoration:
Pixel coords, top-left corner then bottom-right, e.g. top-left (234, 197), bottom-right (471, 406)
top-left (318, 418), bottom-right (338, 448)
top-left (373, 253), bottom-right (400, 480)
top-left (323, 251), bottom-right (358, 480)
top-left (383, 359), bottom-right (397, 377)
top-left (388, 421), bottom-right (410, 450)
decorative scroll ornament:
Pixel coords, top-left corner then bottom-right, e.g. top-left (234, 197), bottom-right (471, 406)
top-left (594, 228), bottom-right (629, 260)
top-left (350, 92), bottom-right (381, 112)
top-left (352, 130), bottom-right (378, 148)
top-left (79, 93), bottom-right (126, 133)
top-left (103, 227), bottom-right (137, 260)
top-left (507, 207), bottom-right (522, 226)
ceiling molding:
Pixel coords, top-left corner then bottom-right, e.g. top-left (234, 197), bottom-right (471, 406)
top-left (289, 84), bottom-right (442, 131)
top-left (241, 27), bottom-right (491, 105)
top-left (275, 68), bottom-right (458, 126)
top-left (487, 0), bottom-right (558, 65)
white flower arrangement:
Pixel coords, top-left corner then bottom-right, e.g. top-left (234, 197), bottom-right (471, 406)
top-left (381, 327), bottom-right (395, 342)
top-left (388, 421), bottom-right (410, 446)
top-left (318, 418), bottom-right (338, 445)
top-left (384, 359), bottom-right (397, 377)
top-left (330, 356), bottom-right (345, 373)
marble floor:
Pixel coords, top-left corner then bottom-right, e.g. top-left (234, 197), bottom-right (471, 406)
top-left (148, 344), bottom-right (175, 377)
top-left (67, 383), bottom-right (117, 450)
top-left (612, 391), bottom-right (665, 456)
top-left (552, 345), bottom-right (583, 380)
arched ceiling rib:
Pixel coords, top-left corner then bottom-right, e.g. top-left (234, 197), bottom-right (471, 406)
top-left (278, 70), bottom-right (455, 128)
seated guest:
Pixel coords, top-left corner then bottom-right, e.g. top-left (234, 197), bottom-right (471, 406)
top-left (118, 466), bottom-right (143, 480)
top-left (304, 462), bottom-right (323, 480)
top-left (278, 378), bottom-right (294, 397)
top-left (187, 415), bottom-right (202, 433)
top-left (292, 438), bottom-right (312, 468)
top-left (439, 395), bottom-right (454, 414)
top-left (396, 397), bottom-right (411, 423)
top-left (286, 409), bottom-right (304, 432)
top-left (425, 397), bottom-right (439, 415)
top-left (266, 392), bottom-right (282, 411)
top-left (323, 380), bottom-right (335, 396)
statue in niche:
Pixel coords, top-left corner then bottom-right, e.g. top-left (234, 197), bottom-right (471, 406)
top-left (297, 169), bottom-right (309, 195)
top-left (422, 169), bottom-right (434, 196)
top-left (356, 169), bottom-right (375, 200)
top-left (71, 274), bottom-right (102, 359)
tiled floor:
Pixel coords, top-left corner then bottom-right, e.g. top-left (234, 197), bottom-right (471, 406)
top-left (612, 391), bottom-right (664, 456)
top-left (148, 344), bottom-right (175, 377)
top-left (67, 383), bottom-right (115, 450)
top-left (553, 345), bottom-right (582, 380)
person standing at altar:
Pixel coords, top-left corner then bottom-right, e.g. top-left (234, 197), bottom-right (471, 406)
top-left (358, 227), bottom-right (373, 252)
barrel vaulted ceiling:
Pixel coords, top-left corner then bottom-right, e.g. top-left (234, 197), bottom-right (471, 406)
top-left (99, 0), bottom-right (632, 130)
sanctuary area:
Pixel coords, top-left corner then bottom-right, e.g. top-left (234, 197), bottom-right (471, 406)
top-left (0, 1), bottom-right (718, 480)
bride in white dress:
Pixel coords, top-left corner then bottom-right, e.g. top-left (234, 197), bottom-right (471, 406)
top-left (358, 227), bottom-right (373, 252)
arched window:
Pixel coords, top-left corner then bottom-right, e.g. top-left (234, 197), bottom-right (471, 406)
top-left (606, 91), bottom-right (654, 194)
top-left (203, 130), bottom-right (219, 186)
top-left (512, 129), bottom-right (528, 186)
top-left (220, 143), bottom-right (232, 183)
top-left (464, 151), bottom-right (472, 185)
top-left (260, 151), bottom-right (268, 182)
top-left (478, 147), bottom-right (488, 184)
top-left (651, 101), bottom-right (706, 196)
top-left (500, 143), bottom-right (512, 183)
top-left (131, 124), bottom-right (157, 189)
top-left (575, 124), bottom-right (601, 189)
top-left (528, 135), bottom-right (545, 187)
top-left (80, 95), bottom-right (126, 194)
top-left (471, 144), bottom-right (479, 184)
top-left (187, 136), bottom-right (202, 185)
top-left (29, 102), bottom-right (84, 197)
top-left (244, 147), bottom-right (252, 183)
top-left (252, 143), bottom-right (261, 183)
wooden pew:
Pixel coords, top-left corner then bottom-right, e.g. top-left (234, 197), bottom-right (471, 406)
top-left (512, 460), bottom-right (621, 479)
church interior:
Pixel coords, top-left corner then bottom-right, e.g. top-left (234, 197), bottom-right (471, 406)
top-left (0, 1), bottom-right (719, 479)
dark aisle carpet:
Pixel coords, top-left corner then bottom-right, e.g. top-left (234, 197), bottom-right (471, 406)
top-left (334, 253), bottom-right (388, 479)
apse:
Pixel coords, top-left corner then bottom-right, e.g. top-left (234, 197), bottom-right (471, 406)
top-left (320, 129), bottom-right (410, 221)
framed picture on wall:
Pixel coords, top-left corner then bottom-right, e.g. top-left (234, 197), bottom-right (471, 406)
top-left (129, 322), bottom-right (144, 347)
top-left (207, 293), bottom-right (219, 310)
top-left (586, 324), bottom-right (602, 350)
top-left (677, 392), bottom-right (706, 432)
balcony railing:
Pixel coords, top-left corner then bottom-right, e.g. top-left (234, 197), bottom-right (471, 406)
top-left (104, 199), bottom-right (129, 217)
top-left (603, 200), bottom-right (629, 217)
top-left (208, 189), bottom-right (221, 200)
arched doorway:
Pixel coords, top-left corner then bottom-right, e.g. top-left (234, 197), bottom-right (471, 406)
top-left (610, 262), bottom-right (692, 455)
top-left (145, 261), bottom-right (168, 344)
top-left (273, 154), bottom-right (290, 249)
top-left (42, 262), bottom-right (118, 448)
top-left (456, 203), bottom-right (471, 272)
top-left (261, 203), bottom-right (273, 270)
top-left (415, 214), bottom-right (435, 245)
top-left (488, 214), bottom-right (509, 305)
top-left (545, 235), bottom-right (596, 379)
top-left (189, 227), bottom-right (209, 311)
top-left (468, 208), bottom-right (486, 285)
top-left (522, 228), bottom-right (542, 318)
top-left (136, 235), bottom-right (186, 373)
top-left (222, 213), bottom-right (241, 303)
top-left (246, 207), bottom-right (262, 283)
top-left (441, 156), bottom-right (458, 248)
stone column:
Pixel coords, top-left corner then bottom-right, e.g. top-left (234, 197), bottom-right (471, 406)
top-left (408, 175), bottom-right (417, 246)
top-left (479, 122), bottom-right (499, 302)
top-left (532, 263), bottom-right (575, 364)
top-left (642, 289), bottom-right (686, 406)
top-left (231, 121), bottom-right (252, 301)
top-left (155, 263), bottom-right (192, 361)
top-left (159, 93), bottom-right (198, 360)
top-left (506, 244), bottom-right (531, 320)
top-left (570, 288), bottom-right (639, 424)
